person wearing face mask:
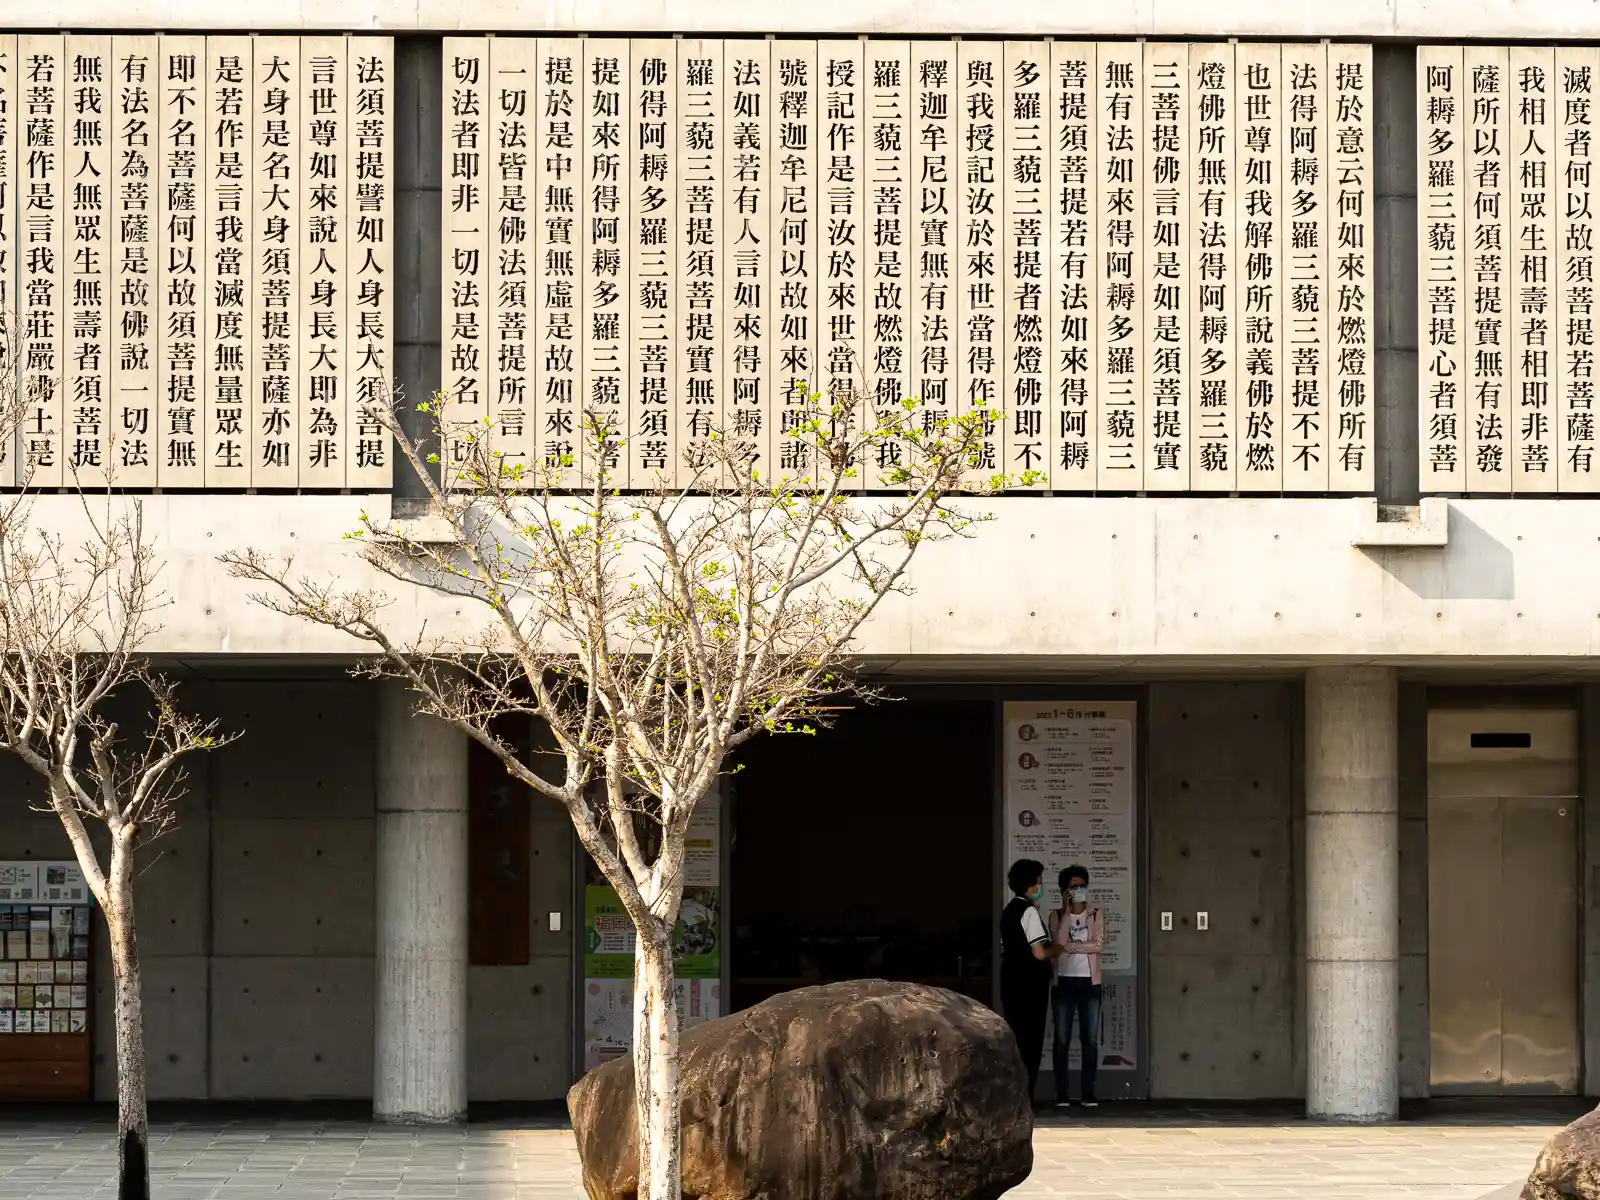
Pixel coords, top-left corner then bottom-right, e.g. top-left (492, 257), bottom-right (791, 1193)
top-left (1001, 858), bottom-right (1060, 1104)
top-left (1048, 864), bottom-right (1105, 1108)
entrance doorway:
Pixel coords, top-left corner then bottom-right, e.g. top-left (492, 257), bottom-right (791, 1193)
top-left (727, 699), bottom-right (994, 1013)
top-left (1427, 698), bottom-right (1580, 1094)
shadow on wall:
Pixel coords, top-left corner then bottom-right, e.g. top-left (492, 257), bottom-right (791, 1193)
top-left (1362, 508), bottom-right (1514, 601)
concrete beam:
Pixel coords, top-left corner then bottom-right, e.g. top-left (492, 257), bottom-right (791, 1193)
top-left (26, 491), bottom-right (1600, 663)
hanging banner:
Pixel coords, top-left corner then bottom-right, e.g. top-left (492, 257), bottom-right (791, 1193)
top-left (1003, 700), bottom-right (1139, 1076)
top-left (581, 795), bottom-right (723, 1071)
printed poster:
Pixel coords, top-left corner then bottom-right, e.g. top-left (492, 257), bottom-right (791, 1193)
top-left (1003, 702), bottom-right (1139, 1075)
top-left (0, 865), bottom-right (37, 902)
top-left (39, 863), bottom-right (87, 904)
top-left (582, 977), bottom-right (724, 1071)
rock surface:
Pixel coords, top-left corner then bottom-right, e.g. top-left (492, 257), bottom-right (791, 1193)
top-left (1522, 1106), bottom-right (1600, 1199)
top-left (568, 979), bottom-right (1034, 1200)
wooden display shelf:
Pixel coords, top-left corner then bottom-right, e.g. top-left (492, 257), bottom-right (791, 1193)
top-left (0, 1034), bottom-right (92, 1100)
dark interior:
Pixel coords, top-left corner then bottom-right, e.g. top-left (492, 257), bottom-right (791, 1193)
top-left (727, 698), bottom-right (995, 1012)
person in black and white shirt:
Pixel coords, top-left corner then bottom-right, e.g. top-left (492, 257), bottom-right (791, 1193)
top-left (1000, 858), bottom-right (1061, 1102)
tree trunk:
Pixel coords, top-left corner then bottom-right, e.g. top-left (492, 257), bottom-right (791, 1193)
top-left (106, 844), bottom-right (149, 1200)
top-left (632, 924), bottom-right (681, 1200)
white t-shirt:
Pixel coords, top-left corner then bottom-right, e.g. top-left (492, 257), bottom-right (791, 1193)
top-left (1020, 904), bottom-right (1048, 947)
top-left (1048, 907), bottom-right (1093, 979)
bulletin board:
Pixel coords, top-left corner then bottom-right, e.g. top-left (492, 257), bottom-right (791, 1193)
top-left (574, 785), bottom-right (727, 1076)
top-left (0, 861), bottom-right (94, 1100)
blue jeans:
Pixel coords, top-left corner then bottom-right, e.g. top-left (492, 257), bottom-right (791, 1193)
top-left (1052, 977), bottom-right (1102, 1099)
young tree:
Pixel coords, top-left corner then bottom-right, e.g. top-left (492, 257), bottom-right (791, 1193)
top-left (221, 385), bottom-right (1023, 1200)
top-left (0, 320), bottom-right (235, 1200)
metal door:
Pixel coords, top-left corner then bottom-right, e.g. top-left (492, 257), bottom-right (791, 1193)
top-left (1427, 706), bottom-right (1580, 1095)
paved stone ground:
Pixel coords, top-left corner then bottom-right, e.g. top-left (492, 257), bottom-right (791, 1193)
top-left (0, 1104), bottom-right (1575, 1199)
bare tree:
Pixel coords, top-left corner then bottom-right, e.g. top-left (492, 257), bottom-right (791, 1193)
top-left (222, 382), bottom-right (1027, 1200)
top-left (0, 315), bottom-right (235, 1199)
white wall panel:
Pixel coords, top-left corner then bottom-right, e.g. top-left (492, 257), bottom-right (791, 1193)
top-left (1049, 42), bottom-right (1095, 493)
top-left (773, 39), bottom-right (815, 483)
top-left (1003, 40), bottom-right (1047, 489)
top-left (204, 35), bottom-right (252, 486)
top-left (1328, 43), bottom-right (1373, 493)
top-left (1556, 47), bottom-right (1599, 493)
top-left (1419, 45), bottom-right (1464, 493)
top-left (676, 39), bottom-right (720, 483)
top-left (110, 36), bottom-right (157, 486)
top-left (1236, 42), bottom-right (1285, 492)
top-left (727, 39), bottom-right (774, 482)
top-left (347, 37), bottom-right (393, 489)
top-left (909, 41), bottom-right (953, 486)
top-left (1097, 42), bottom-right (1142, 489)
top-left (819, 38), bottom-right (862, 489)
top-left (66, 36), bottom-right (112, 488)
top-left (1511, 46), bottom-right (1556, 492)
top-left (298, 36), bottom-right (346, 489)
top-left (442, 37), bottom-right (487, 488)
top-left (0, 36), bottom-right (16, 485)
top-left (536, 38), bottom-right (580, 487)
top-left (250, 36), bottom-right (299, 487)
top-left (1143, 42), bottom-right (1188, 491)
top-left (486, 35), bottom-right (535, 485)
top-left (629, 39), bottom-right (676, 486)
top-left (1189, 42), bottom-right (1235, 491)
top-left (582, 39), bottom-right (629, 485)
top-left (1462, 44), bottom-right (1508, 493)
top-left (1282, 42), bottom-right (1328, 492)
top-left (19, 35), bottom-right (65, 487)
top-left (956, 40), bottom-right (1003, 482)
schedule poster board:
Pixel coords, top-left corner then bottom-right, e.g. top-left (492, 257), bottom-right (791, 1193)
top-left (1003, 701), bottom-right (1139, 1075)
top-left (581, 797), bottom-right (722, 1072)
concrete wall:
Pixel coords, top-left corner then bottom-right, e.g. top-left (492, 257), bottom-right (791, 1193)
top-left (0, 676), bottom-right (573, 1102)
top-left (468, 792), bottom-right (573, 1103)
top-left (6, 671), bottom-right (1598, 1102)
top-left (1147, 682), bottom-right (1299, 1099)
top-left (209, 680), bottom-right (377, 1100)
top-left (21, 0), bottom-right (1600, 37)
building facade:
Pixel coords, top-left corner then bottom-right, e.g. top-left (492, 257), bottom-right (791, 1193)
top-left (0, 0), bottom-right (1596, 1125)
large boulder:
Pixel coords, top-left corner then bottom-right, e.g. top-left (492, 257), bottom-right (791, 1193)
top-left (1523, 1106), bottom-right (1600, 1199)
top-left (568, 979), bottom-right (1034, 1200)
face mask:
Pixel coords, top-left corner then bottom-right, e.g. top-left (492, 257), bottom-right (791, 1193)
top-left (1070, 887), bottom-right (1088, 904)
top-left (1028, 885), bottom-right (1043, 901)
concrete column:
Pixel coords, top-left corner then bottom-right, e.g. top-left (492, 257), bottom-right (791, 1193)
top-left (1581, 686), bottom-right (1600, 1096)
top-left (1305, 666), bottom-right (1399, 1122)
top-left (393, 36), bottom-right (443, 516)
top-left (374, 680), bottom-right (469, 1123)
top-left (1373, 45), bottom-right (1419, 506)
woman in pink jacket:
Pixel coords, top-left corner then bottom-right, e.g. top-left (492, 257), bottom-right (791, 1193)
top-left (1047, 864), bottom-right (1104, 1108)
